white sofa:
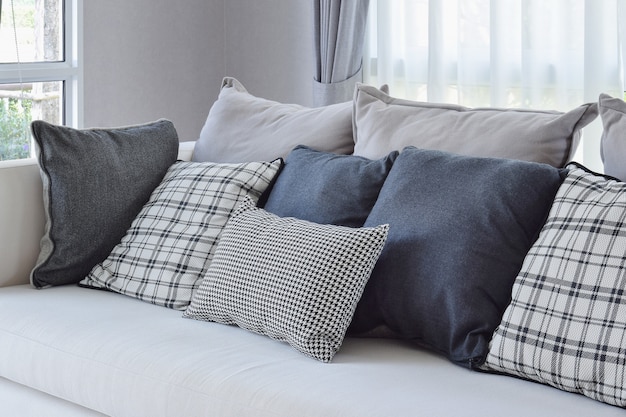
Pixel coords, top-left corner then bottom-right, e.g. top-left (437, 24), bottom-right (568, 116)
top-left (0, 141), bottom-right (624, 417)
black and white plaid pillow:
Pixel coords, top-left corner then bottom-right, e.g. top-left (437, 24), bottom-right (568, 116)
top-left (483, 163), bottom-right (626, 407)
top-left (80, 160), bottom-right (282, 310)
top-left (184, 196), bottom-right (389, 363)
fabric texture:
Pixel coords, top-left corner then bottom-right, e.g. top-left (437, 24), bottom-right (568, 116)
top-left (352, 83), bottom-right (598, 167)
top-left (351, 147), bottom-right (566, 368)
top-left (192, 77), bottom-right (354, 163)
top-left (3, 285), bottom-right (622, 417)
top-left (483, 163), bottom-right (626, 408)
top-left (312, 0), bottom-right (370, 106)
top-left (184, 197), bottom-right (388, 363)
top-left (30, 119), bottom-right (179, 288)
top-left (599, 93), bottom-right (626, 181)
top-left (262, 145), bottom-right (397, 227)
top-left (80, 160), bottom-right (282, 310)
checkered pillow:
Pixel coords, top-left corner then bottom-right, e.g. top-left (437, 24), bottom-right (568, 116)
top-left (80, 160), bottom-right (282, 310)
top-left (483, 163), bottom-right (626, 407)
top-left (183, 197), bottom-right (389, 362)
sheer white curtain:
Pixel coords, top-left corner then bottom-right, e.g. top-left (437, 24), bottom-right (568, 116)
top-left (363, 0), bottom-right (626, 171)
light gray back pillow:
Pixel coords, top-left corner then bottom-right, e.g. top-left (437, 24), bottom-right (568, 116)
top-left (599, 93), bottom-right (626, 181)
top-left (352, 84), bottom-right (598, 167)
top-left (192, 77), bottom-right (354, 163)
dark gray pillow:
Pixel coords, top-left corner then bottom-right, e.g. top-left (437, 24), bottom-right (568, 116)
top-left (262, 145), bottom-right (398, 227)
top-left (30, 119), bottom-right (179, 287)
top-left (351, 147), bottom-right (566, 368)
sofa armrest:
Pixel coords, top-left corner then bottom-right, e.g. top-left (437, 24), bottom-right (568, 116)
top-left (0, 141), bottom-right (196, 288)
top-left (0, 158), bottom-right (44, 287)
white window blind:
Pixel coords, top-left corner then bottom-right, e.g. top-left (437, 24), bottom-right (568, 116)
top-left (364, 0), bottom-right (626, 172)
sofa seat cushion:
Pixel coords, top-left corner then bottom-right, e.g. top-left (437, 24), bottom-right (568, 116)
top-left (0, 377), bottom-right (107, 417)
top-left (0, 285), bottom-right (622, 417)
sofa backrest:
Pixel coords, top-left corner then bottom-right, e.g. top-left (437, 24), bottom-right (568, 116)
top-left (0, 141), bottom-right (196, 288)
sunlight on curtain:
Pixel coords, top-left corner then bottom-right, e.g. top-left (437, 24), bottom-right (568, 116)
top-left (363, 0), bottom-right (626, 171)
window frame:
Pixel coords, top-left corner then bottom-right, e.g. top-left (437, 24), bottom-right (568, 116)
top-left (0, 0), bottom-right (83, 130)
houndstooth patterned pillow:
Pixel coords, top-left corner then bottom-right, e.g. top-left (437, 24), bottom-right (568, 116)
top-left (80, 160), bottom-right (282, 310)
top-left (483, 163), bottom-right (626, 407)
top-left (184, 196), bottom-right (389, 362)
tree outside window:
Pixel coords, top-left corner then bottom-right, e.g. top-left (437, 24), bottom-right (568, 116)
top-left (0, 0), bottom-right (65, 161)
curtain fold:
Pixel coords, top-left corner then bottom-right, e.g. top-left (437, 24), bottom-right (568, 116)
top-left (313, 0), bottom-right (370, 106)
top-left (363, 0), bottom-right (625, 170)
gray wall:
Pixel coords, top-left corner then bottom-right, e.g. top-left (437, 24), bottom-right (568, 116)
top-left (83, 1), bottom-right (313, 141)
top-left (223, 1), bottom-right (313, 106)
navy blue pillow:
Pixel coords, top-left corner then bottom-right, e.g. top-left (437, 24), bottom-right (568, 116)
top-left (263, 145), bottom-right (398, 227)
top-left (351, 147), bottom-right (566, 368)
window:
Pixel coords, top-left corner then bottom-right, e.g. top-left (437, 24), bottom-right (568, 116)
top-left (0, 0), bottom-right (82, 161)
top-left (364, 0), bottom-right (626, 171)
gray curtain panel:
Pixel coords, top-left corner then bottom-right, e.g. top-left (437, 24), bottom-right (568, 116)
top-left (313, 0), bottom-right (370, 106)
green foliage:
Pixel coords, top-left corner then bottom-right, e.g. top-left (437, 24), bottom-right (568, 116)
top-left (16, 7), bottom-right (35, 27)
top-left (1, 0), bottom-right (35, 28)
top-left (0, 97), bottom-right (32, 161)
